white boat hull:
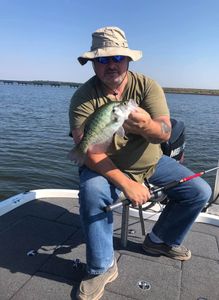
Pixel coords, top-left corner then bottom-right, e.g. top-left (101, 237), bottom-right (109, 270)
top-left (1, 188), bottom-right (219, 227)
top-left (0, 189), bottom-right (79, 216)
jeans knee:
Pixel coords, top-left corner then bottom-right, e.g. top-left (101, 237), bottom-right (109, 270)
top-left (195, 178), bottom-right (212, 206)
top-left (79, 171), bottom-right (114, 216)
top-left (202, 181), bottom-right (212, 203)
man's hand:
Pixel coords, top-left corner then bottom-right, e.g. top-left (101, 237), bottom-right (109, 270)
top-left (72, 128), bottom-right (84, 144)
top-left (121, 178), bottom-right (151, 207)
top-left (124, 108), bottom-right (171, 143)
top-left (123, 107), bottom-right (151, 135)
top-left (84, 151), bottom-right (151, 207)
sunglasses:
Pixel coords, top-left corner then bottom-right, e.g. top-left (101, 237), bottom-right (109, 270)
top-left (95, 56), bottom-right (125, 64)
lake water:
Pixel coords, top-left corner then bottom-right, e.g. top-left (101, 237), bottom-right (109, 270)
top-left (0, 83), bottom-right (219, 201)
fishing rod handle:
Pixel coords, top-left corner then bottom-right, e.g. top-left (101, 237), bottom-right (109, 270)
top-left (104, 189), bottom-right (164, 212)
top-left (104, 165), bottom-right (219, 213)
top-left (104, 199), bottom-right (131, 212)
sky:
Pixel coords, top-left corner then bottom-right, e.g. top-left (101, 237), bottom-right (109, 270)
top-left (0, 0), bottom-right (219, 89)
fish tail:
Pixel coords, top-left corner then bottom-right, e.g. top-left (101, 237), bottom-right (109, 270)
top-left (67, 146), bottom-right (85, 166)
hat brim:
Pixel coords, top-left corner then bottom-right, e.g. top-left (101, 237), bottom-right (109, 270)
top-left (78, 47), bottom-right (142, 65)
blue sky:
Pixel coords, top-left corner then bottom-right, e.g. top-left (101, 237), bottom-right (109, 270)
top-left (0, 0), bottom-right (218, 89)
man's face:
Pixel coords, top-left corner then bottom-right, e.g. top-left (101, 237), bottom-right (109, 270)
top-left (92, 56), bottom-right (129, 87)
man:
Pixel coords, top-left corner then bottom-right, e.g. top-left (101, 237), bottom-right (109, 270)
top-left (69, 26), bottom-right (211, 300)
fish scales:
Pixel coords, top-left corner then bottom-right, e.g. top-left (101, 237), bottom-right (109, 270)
top-left (80, 102), bottom-right (119, 151)
top-left (68, 99), bottom-right (137, 165)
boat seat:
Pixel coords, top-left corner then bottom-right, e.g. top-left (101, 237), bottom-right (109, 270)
top-left (120, 190), bottom-right (167, 248)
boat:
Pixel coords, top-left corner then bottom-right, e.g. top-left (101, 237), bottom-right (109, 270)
top-left (0, 162), bottom-right (219, 300)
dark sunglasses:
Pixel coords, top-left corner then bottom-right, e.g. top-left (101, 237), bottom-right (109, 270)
top-left (95, 55), bottom-right (125, 64)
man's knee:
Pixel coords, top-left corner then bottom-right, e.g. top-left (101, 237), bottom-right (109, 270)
top-left (192, 177), bottom-right (212, 206)
top-left (79, 173), bottom-right (112, 210)
top-left (200, 179), bottom-right (212, 203)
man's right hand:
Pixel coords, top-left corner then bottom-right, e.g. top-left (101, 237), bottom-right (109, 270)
top-left (121, 178), bottom-right (151, 207)
top-left (84, 151), bottom-right (151, 207)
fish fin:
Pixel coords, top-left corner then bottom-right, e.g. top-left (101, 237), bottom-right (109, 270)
top-left (129, 99), bottom-right (138, 108)
top-left (67, 146), bottom-right (85, 166)
top-left (89, 137), bottom-right (113, 153)
top-left (116, 126), bottom-right (125, 137)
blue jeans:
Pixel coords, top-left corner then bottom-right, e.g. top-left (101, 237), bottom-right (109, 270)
top-left (78, 155), bottom-right (211, 274)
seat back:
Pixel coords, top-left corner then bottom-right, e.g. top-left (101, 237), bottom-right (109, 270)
top-left (161, 118), bottom-right (185, 162)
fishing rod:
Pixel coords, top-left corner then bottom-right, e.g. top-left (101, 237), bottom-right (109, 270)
top-left (104, 166), bottom-right (219, 212)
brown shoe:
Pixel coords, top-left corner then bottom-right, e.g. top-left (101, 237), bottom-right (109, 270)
top-left (76, 259), bottom-right (118, 300)
top-left (142, 234), bottom-right (191, 261)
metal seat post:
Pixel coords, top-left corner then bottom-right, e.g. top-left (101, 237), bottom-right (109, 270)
top-left (121, 201), bottom-right (146, 248)
top-left (121, 201), bottom-right (130, 248)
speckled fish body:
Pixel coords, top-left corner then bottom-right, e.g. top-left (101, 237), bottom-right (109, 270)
top-left (68, 99), bottom-right (137, 165)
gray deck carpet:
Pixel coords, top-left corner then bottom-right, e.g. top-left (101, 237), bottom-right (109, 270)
top-left (0, 197), bottom-right (218, 300)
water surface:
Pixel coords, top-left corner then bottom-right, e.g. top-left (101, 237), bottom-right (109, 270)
top-left (0, 84), bottom-right (218, 200)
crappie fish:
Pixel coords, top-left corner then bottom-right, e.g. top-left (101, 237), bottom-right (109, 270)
top-left (68, 99), bottom-right (137, 165)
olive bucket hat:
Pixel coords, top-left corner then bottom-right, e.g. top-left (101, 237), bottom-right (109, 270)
top-left (78, 26), bottom-right (142, 65)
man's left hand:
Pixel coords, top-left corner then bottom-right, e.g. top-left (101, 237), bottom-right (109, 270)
top-left (123, 107), bottom-right (152, 135)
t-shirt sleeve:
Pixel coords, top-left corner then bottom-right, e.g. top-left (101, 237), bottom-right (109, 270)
top-left (69, 88), bottom-right (95, 134)
top-left (141, 78), bottom-right (170, 118)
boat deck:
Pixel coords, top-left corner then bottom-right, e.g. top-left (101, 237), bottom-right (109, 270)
top-left (0, 196), bottom-right (219, 300)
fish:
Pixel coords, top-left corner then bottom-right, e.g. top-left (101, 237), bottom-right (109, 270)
top-left (68, 99), bottom-right (138, 165)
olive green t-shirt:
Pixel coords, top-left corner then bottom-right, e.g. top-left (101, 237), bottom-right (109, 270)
top-left (69, 71), bottom-right (169, 182)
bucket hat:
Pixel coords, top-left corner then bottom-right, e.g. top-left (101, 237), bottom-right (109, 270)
top-left (78, 26), bottom-right (142, 65)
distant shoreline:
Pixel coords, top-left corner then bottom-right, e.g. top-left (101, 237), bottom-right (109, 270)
top-left (163, 87), bottom-right (219, 96)
top-left (0, 79), bottom-right (219, 96)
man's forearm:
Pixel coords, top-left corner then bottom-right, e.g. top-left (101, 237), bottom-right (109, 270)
top-left (124, 109), bottom-right (171, 144)
top-left (84, 151), bottom-right (151, 206)
top-left (140, 118), bottom-right (171, 144)
top-left (85, 152), bottom-right (130, 190)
